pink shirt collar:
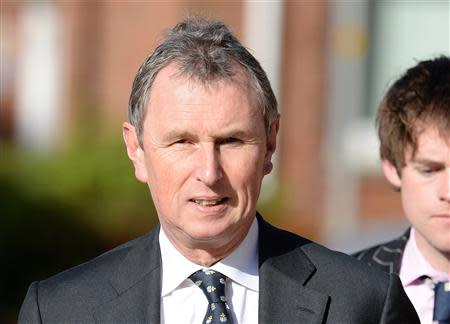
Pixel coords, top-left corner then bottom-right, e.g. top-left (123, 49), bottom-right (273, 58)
top-left (399, 228), bottom-right (449, 286)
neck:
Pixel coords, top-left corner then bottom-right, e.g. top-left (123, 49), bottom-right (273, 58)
top-left (175, 243), bottom-right (237, 267)
top-left (162, 223), bottom-right (252, 267)
top-left (415, 232), bottom-right (450, 274)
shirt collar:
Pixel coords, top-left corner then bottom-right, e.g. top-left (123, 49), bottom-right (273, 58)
top-left (160, 217), bottom-right (259, 297)
top-left (399, 228), bottom-right (449, 286)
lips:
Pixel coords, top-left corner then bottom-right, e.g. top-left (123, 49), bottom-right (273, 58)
top-left (431, 214), bottom-right (450, 224)
top-left (433, 214), bottom-right (450, 218)
top-left (188, 196), bottom-right (230, 214)
top-left (190, 197), bottom-right (228, 206)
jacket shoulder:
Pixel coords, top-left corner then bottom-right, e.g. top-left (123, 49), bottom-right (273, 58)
top-left (352, 230), bottom-right (410, 274)
top-left (260, 225), bottom-right (419, 323)
top-left (41, 229), bottom-right (155, 287)
top-left (19, 228), bottom-right (160, 323)
top-left (260, 217), bottom-right (395, 289)
top-left (303, 240), bottom-right (394, 284)
top-left (300, 240), bottom-right (418, 323)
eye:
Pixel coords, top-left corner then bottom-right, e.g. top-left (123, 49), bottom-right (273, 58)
top-left (172, 139), bottom-right (190, 145)
top-left (417, 165), bottom-right (441, 176)
top-left (220, 137), bottom-right (240, 145)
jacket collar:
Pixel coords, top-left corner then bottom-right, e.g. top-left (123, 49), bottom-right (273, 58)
top-left (371, 229), bottom-right (410, 274)
top-left (93, 215), bottom-right (330, 323)
top-left (94, 226), bottom-right (162, 323)
top-left (257, 214), bottom-right (330, 323)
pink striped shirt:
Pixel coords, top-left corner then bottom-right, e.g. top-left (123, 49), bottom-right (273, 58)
top-left (399, 229), bottom-right (450, 324)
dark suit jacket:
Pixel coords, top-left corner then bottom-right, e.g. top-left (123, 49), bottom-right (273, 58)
top-left (19, 217), bottom-right (419, 323)
top-left (353, 229), bottom-right (410, 275)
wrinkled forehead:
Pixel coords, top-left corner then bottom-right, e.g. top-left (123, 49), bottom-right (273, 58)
top-left (183, 67), bottom-right (257, 104)
top-left (145, 63), bottom-right (261, 120)
top-left (149, 63), bottom-right (259, 110)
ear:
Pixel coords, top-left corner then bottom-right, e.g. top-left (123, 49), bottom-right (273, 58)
top-left (381, 159), bottom-right (402, 189)
top-left (263, 116), bottom-right (280, 175)
top-left (123, 122), bottom-right (148, 183)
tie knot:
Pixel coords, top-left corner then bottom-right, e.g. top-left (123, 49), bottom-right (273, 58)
top-left (189, 269), bottom-right (228, 303)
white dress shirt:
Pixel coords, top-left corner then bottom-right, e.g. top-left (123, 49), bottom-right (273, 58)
top-left (399, 229), bottom-right (450, 324)
top-left (159, 218), bottom-right (259, 324)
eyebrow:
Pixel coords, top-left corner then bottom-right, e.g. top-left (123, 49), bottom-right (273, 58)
top-left (163, 130), bottom-right (195, 140)
top-left (411, 157), bottom-right (445, 166)
top-left (161, 129), bottom-right (257, 142)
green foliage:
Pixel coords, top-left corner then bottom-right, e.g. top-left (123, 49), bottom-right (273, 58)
top-left (0, 134), bottom-right (157, 322)
top-left (257, 182), bottom-right (289, 227)
top-left (1, 135), bottom-right (158, 238)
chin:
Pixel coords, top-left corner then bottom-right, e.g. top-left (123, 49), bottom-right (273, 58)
top-left (187, 227), bottom-right (228, 241)
top-left (435, 240), bottom-right (450, 253)
top-left (185, 223), bottom-right (237, 245)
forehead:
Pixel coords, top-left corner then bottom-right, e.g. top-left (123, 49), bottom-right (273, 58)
top-left (145, 64), bottom-right (261, 124)
top-left (408, 125), bottom-right (450, 160)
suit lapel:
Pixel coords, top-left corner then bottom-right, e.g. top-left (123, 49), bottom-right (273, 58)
top-left (257, 215), bottom-right (330, 324)
top-left (370, 229), bottom-right (409, 274)
top-left (92, 217), bottom-right (330, 323)
top-left (94, 226), bottom-right (162, 323)
top-left (354, 229), bottom-right (410, 274)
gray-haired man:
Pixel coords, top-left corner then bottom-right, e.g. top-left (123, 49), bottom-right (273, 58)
top-left (19, 17), bottom-right (419, 323)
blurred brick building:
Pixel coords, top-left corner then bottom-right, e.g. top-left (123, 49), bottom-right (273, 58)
top-left (2, 1), bottom-right (448, 249)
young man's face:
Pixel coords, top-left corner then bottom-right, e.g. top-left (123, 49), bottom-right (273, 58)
top-left (382, 126), bottom-right (450, 268)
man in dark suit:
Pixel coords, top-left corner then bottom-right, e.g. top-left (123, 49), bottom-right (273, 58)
top-left (354, 57), bottom-right (450, 323)
top-left (19, 17), bottom-right (419, 323)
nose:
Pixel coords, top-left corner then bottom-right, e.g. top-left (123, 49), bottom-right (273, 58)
top-left (195, 143), bottom-right (223, 186)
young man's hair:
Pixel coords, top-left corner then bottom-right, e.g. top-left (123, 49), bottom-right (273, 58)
top-left (377, 56), bottom-right (450, 172)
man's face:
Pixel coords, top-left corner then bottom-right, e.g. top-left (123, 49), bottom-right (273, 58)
top-left (124, 64), bottom-right (277, 254)
top-left (382, 126), bottom-right (450, 264)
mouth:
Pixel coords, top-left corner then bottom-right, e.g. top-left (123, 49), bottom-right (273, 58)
top-left (190, 197), bottom-right (229, 206)
top-left (431, 214), bottom-right (450, 223)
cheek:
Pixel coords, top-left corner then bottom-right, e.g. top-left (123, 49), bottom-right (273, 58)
top-left (401, 180), bottom-right (431, 216)
top-left (223, 150), bottom-right (265, 188)
top-left (146, 148), bottom-right (189, 180)
top-left (145, 154), bottom-right (188, 201)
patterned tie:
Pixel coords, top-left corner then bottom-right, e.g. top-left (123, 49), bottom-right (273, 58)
top-left (434, 281), bottom-right (450, 324)
top-left (189, 269), bottom-right (233, 324)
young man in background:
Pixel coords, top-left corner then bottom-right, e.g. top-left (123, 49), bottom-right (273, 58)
top-left (355, 56), bottom-right (450, 324)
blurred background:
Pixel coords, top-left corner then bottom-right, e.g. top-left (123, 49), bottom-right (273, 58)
top-left (1, 0), bottom-right (449, 322)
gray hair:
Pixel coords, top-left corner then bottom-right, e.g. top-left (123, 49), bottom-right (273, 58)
top-left (128, 16), bottom-right (278, 147)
